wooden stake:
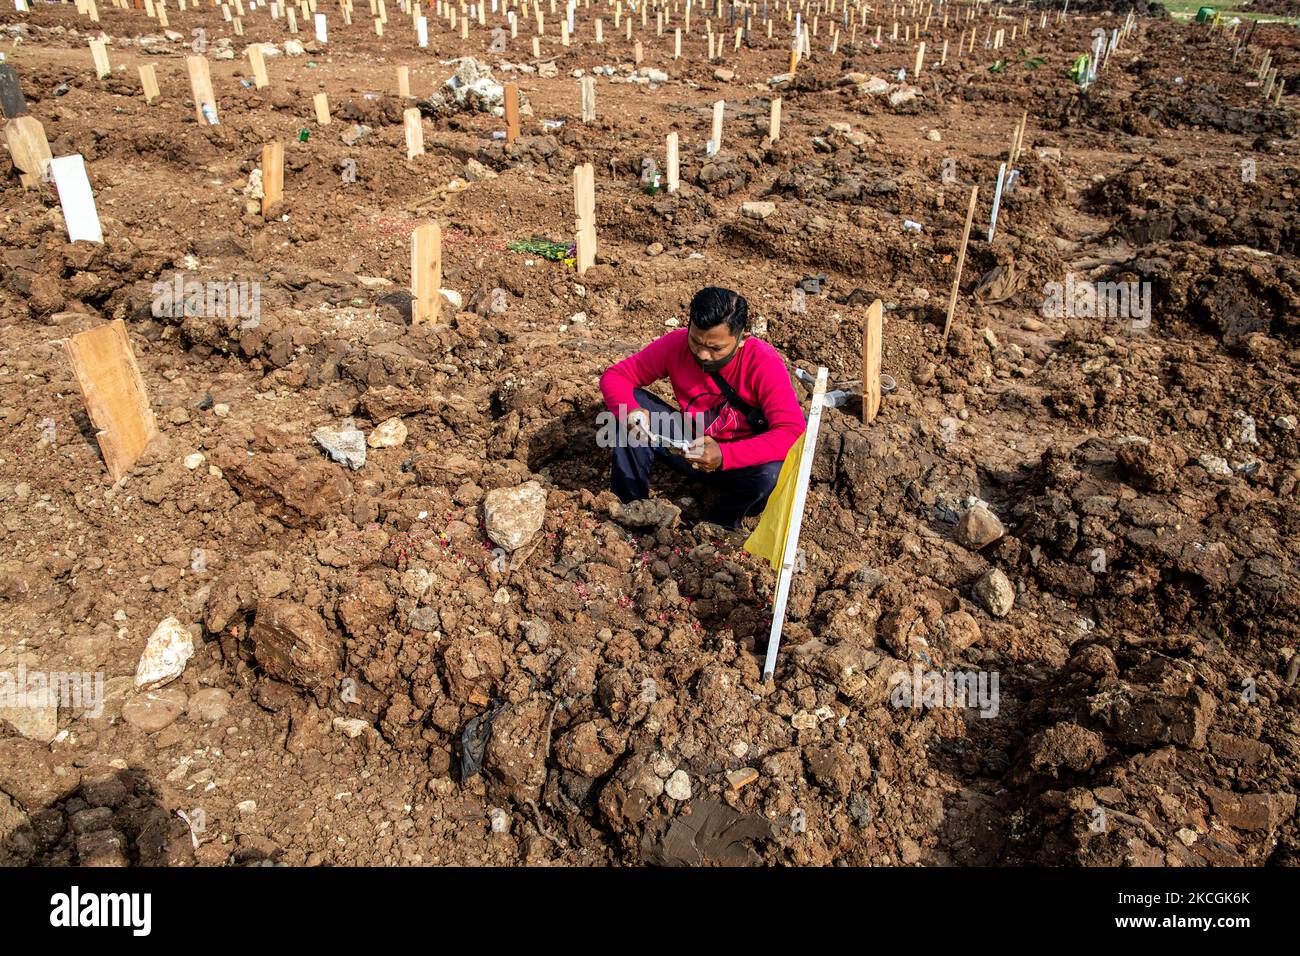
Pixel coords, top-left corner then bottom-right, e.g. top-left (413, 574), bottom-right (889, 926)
top-left (313, 92), bottom-right (331, 125)
top-left (941, 184), bottom-right (978, 348)
top-left (186, 56), bottom-right (217, 124)
top-left (397, 65), bottom-right (411, 97)
top-left (404, 107), bottom-right (425, 158)
top-left (65, 320), bottom-right (160, 483)
top-left (4, 115), bottom-right (52, 189)
top-left (580, 75), bottom-right (596, 122)
top-left (410, 222), bottom-right (442, 324)
top-left (89, 38), bottom-right (111, 80)
top-left (261, 142), bottom-right (284, 218)
top-left (666, 132), bottom-right (679, 193)
top-left (248, 44), bottom-right (270, 89)
top-left (862, 298), bottom-right (882, 423)
top-left (138, 64), bottom-right (161, 105)
top-left (504, 81), bottom-right (520, 143)
top-left (710, 99), bottom-right (724, 151)
top-left (769, 96), bottom-right (781, 142)
top-left (573, 162), bottom-right (596, 274)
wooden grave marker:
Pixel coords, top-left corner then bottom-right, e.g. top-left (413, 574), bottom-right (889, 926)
top-left (139, 63), bottom-right (161, 104)
top-left (410, 222), bottom-right (442, 324)
top-left (573, 162), bottom-right (596, 274)
top-left (261, 142), bottom-right (284, 218)
top-left (862, 298), bottom-right (882, 423)
top-left (64, 320), bottom-right (160, 483)
top-left (4, 116), bottom-right (53, 188)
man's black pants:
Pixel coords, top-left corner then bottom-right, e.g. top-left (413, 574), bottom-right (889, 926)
top-left (610, 388), bottom-right (783, 529)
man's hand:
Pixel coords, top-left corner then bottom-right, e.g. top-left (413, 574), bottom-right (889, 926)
top-left (627, 408), bottom-right (651, 445)
top-left (686, 436), bottom-right (723, 472)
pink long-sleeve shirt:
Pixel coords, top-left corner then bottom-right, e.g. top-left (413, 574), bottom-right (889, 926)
top-left (600, 329), bottom-right (806, 470)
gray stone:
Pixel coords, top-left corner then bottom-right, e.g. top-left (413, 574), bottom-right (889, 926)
top-left (408, 606), bottom-right (440, 632)
top-left (741, 201), bottom-right (776, 220)
top-left (314, 426), bottom-right (367, 470)
top-left (341, 124), bottom-right (371, 146)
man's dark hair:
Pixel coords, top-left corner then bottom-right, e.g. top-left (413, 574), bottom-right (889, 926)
top-left (689, 287), bottom-right (748, 336)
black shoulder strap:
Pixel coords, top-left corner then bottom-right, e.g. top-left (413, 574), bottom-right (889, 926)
top-left (710, 370), bottom-right (769, 434)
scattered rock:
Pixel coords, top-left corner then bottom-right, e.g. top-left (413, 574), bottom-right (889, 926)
top-left (664, 769), bottom-right (692, 801)
top-left (973, 568), bottom-right (1015, 617)
top-left (313, 425), bottom-right (367, 470)
top-left (741, 200), bottom-right (776, 220)
top-left (186, 688), bottom-right (231, 722)
top-left (121, 687), bottom-right (188, 732)
top-left (367, 417), bottom-right (408, 449)
top-left (954, 505), bottom-right (1005, 550)
top-left (134, 616), bottom-right (195, 690)
top-left (250, 599), bottom-right (341, 688)
top-left (483, 480), bottom-right (547, 552)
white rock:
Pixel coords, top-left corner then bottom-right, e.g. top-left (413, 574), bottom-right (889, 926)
top-left (791, 709), bottom-right (818, 730)
top-left (134, 616), bottom-right (195, 690)
top-left (483, 481), bottom-right (547, 552)
top-left (332, 717), bottom-right (370, 738)
top-left (283, 39), bottom-right (306, 56)
top-left (440, 288), bottom-right (463, 310)
top-left (367, 417), bottom-right (408, 449)
top-left (664, 769), bottom-right (692, 801)
top-left (741, 201), bottom-right (776, 220)
top-left (0, 691), bottom-right (57, 743)
top-left (184, 452), bottom-right (206, 470)
top-left (314, 426), bottom-right (367, 470)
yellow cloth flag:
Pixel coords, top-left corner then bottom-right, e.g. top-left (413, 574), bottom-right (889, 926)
top-left (742, 433), bottom-right (806, 572)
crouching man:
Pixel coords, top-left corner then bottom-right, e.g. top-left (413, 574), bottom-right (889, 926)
top-left (598, 287), bottom-right (805, 529)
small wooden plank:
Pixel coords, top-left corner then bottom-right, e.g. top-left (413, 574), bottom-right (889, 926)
top-left (186, 55), bottom-right (217, 124)
top-left (397, 65), bottom-right (410, 97)
top-left (503, 81), bottom-right (520, 144)
top-left (573, 162), bottom-right (596, 274)
top-left (313, 92), bottom-right (331, 125)
top-left (403, 107), bottom-right (424, 159)
top-left (248, 44), bottom-right (270, 89)
top-left (4, 115), bottom-right (53, 189)
top-left (261, 142), bottom-right (284, 218)
top-left (139, 63), bottom-right (161, 104)
top-left (769, 96), bottom-right (781, 142)
top-left (64, 320), bottom-right (159, 483)
top-left (862, 298), bottom-right (882, 423)
top-left (89, 38), bottom-right (111, 80)
top-left (665, 132), bottom-right (679, 193)
top-left (410, 222), bottom-right (442, 324)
